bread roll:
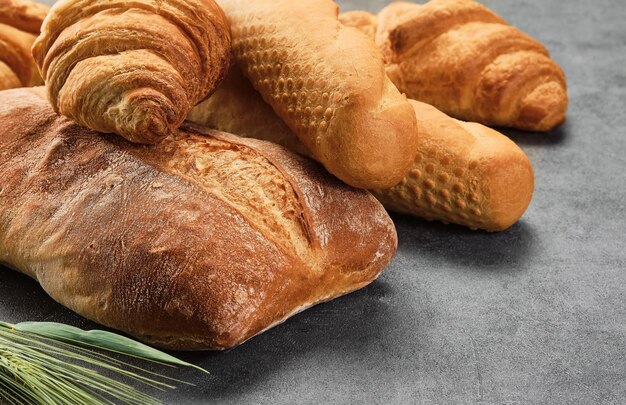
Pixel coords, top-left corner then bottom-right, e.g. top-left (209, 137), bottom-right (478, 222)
top-left (216, 0), bottom-right (419, 189)
top-left (189, 71), bottom-right (534, 231)
top-left (341, 0), bottom-right (568, 132)
top-left (0, 0), bottom-right (48, 90)
top-left (32, 0), bottom-right (231, 144)
top-left (0, 87), bottom-right (397, 350)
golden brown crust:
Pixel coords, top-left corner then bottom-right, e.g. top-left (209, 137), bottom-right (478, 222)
top-left (0, 60), bottom-right (21, 89)
top-left (0, 0), bottom-right (47, 90)
top-left (0, 87), bottom-right (397, 350)
top-left (190, 71), bottom-right (534, 231)
top-left (216, 0), bottom-right (419, 189)
top-left (32, 0), bottom-right (231, 144)
top-left (0, 0), bottom-right (48, 34)
top-left (338, 11), bottom-right (378, 41)
top-left (342, 0), bottom-right (568, 132)
top-left (372, 100), bottom-right (534, 232)
top-left (188, 66), bottom-right (311, 156)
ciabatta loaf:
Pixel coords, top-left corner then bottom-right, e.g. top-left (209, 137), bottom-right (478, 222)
top-left (0, 87), bottom-right (397, 350)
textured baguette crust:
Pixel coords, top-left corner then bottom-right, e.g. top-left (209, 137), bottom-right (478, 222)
top-left (189, 72), bottom-right (534, 231)
top-left (32, 0), bottom-right (231, 144)
top-left (0, 0), bottom-right (47, 90)
top-left (216, 0), bottom-right (419, 189)
top-left (189, 67), bottom-right (310, 157)
top-left (373, 100), bottom-right (534, 231)
top-left (0, 88), bottom-right (397, 350)
top-left (341, 0), bottom-right (568, 132)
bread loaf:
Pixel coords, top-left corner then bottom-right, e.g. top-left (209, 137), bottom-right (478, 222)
top-left (0, 0), bottom-right (48, 90)
top-left (215, 0), bottom-right (419, 189)
top-left (32, 0), bottom-right (231, 144)
top-left (341, 0), bottom-right (568, 132)
top-left (0, 87), bottom-right (397, 350)
top-left (189, 70), bottom-right (534, 231)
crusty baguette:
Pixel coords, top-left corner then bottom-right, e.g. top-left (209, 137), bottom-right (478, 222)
top-left (189, 70), bottom-right (534, 231)
top-left (373, 100), bottom-right (534, 231)
top-left (32, 0), bottom-right (231, 144)
top-left (340, 1), bottom-right (568, 132)
top-left (216, 0), bottom-right (419, 189)
top-left (0, 87), bottom-right (397, 350)
top-left (0, 0), bottom-right (48, 90)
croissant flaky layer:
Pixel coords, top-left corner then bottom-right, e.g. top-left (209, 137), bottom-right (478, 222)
top-left (216, 0), bottom-right (419, 189)
top-left (189, 69), bottom-right (534, 232)
top-left (33, 0), bottom-right (231, 144)
top-left (0, 0), bottom-right (48, 90)
top-left (340, 0), bottom-right (568, 132)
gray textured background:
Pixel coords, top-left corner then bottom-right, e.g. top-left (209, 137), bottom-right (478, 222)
top-left (1, 0), bottom-right (625, 403)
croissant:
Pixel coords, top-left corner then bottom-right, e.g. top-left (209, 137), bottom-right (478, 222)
top-left (215, 0), bottom-right (419, 189)
top-left (0, 0), bottom-right (48, 90)
top-left (189, 69), bottom-right (534, 231)
top-left (340, 0), bottom-right (568, 132)
top-left (32, 0), bottom-right (231, 144)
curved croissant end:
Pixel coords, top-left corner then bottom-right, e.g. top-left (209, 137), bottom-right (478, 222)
top-left (347, 0), bottom-right (568, 132)
top-left (0, 0), bottom-right (48, 90)
top-left (32, 0), bottom-right (231, 144)
top-left (338, 11), bottom-right (378, 41)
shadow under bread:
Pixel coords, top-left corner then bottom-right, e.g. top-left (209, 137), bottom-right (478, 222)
top-left (499, 121), bottom-right (570, 147)
top-left (0, 265), bottom-right (403, 402)
top-left (168, 280), bottom-right (403, 402)
top-left (392, 214), bottom-right (536, 270)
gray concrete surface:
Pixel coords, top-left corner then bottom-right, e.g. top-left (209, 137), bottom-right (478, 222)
top-left (1, 0), bottom-right (625, 403)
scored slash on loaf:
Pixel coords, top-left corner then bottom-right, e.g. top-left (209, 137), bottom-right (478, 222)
top-left (0, 0), bottom-right (48, 90)
top-left (340, 0), bottom-right (569, 132)
top-left (32, 0), bottom-right (231, 144)
top-left (216, 0), bottom-right (420, 189)
top-left (189, 67), bottom-right (534, 232)
top-left (0, 88), bottom-right (397, 350)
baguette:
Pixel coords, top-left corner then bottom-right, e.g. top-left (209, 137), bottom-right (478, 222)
top-left (215, 0), bottom-right (419, 189)
top-left (0, 0), bottom-right (48, 90)
top-left (32, 0), bottom-right (231, 144)
top-left (340, 1), bottom-right (568, 132)
top-left (189, 69), bottom-right (534, 231)
top-left (374, 100), bottom-right (534, 231)
top-left (0, 87), bottom-right (397, 350)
